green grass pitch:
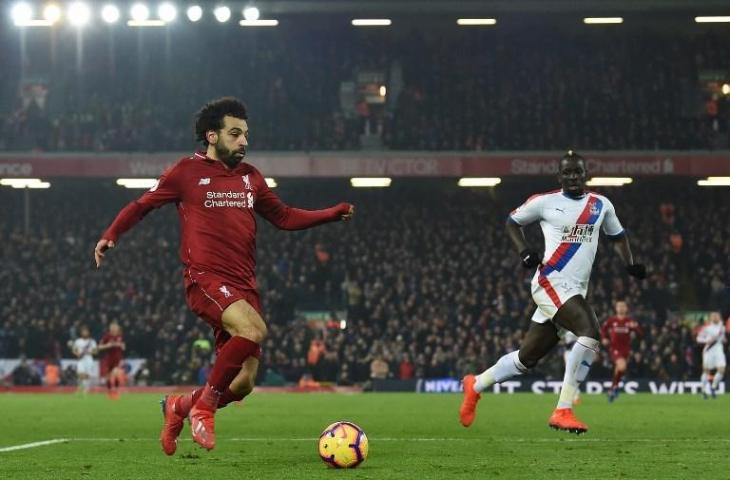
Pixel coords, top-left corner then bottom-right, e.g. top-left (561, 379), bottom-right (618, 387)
top-left (1, 392), bottom-right (728, 479)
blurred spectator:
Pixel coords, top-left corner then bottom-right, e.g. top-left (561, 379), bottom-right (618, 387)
top-left (370, 355), bottom-right (390, 380)
top-left (2, 26), bottom-right (730, 151)
top-left (0, 179), bottom-right (728, 386)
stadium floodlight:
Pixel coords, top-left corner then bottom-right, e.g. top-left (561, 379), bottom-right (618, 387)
top-left (186, 5), bottom-right (202, 22)
top-left (239, 19), bottom-right (278, 26)
top-left (214, 6), bottom-right (231, 22)
top-left (101, 4), bottom-right (120, 23)
top-left (352, 19), bottom-right (391, 26)
top-left (116, 178), bottom-right (159, 189)
top-left (586, 177), bottom-right (633, 186)
top-left (0, 178), bottom-right (50, 189)
top-left (698, 176), bottom-right (730, 186)
top-left (723, 84), bottom-right (730, 95)
top-left (379, 85), bottom-right (387, 97)
top-left (130, 3), bottom-right (150, 21)
top-left (243, 5), bottom-right (259, 21)
top-left (11, 2), bottom-right (33, 26)
top-left (695, 16), bottom-right (730, 23)
top-left (129, 3), bottom-right (164, 26)
top-left (583, 17), bottom-right (623, 24)
top-left (158, 2), bottom-right (177, 22)
top-left (265, 177), bottom-right (277, 188)
top-left (43, 4), bottom-right (62, 24)
top-left (350, 177), bottom-right (392, 187)
top-left (25, 181), bottom-right (51, 189)
top-left (68, 2), bottom-right (91, 27)
top-left (457, 18), bottom-right (497, 26)
top-left (457, 177), bottom-right (502, 187)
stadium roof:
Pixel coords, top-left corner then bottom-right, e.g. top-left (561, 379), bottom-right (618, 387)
top-left (249, 0), bottom-right (730, 15)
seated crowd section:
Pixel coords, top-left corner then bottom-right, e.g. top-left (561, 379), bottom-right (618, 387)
top-left (1, 180), bottom-right (728, 386)
top-left (1, 23), bottom-right (730, 152)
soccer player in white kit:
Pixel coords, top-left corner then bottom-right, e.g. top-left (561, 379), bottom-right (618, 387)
top-left (697, 312), bottom-right (726, 399)
top-left (459, 152), bottom-right (647, 434)
top-left (73, 325), bottom-right (98, 393)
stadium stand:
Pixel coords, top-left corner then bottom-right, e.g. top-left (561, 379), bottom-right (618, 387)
top-left (1, 180), bottom-right (727, 385)
top-left (2, 27), bottom-right (730, 151)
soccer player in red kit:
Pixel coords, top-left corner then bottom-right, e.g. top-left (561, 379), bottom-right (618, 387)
top-left (98, 322), bottom-right (125, 399)
top-left (601, 300), bottom-right (642, 402)
top-left (94, 97), bottom-right (354, 453)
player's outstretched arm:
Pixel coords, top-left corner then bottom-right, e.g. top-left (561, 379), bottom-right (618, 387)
top-left (261, 201), bottom-right (354, 230)
top-left (94, 163), bottom-right (182, 268)
top-left (609, 234), bottom-right (646, 279)
top-left (254, 171), bottom-right (354, 230)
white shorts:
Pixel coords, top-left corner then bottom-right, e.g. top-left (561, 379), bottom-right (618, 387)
top-left (76, 358), bottom-right (95, 376)
top-left (530, 274), bottom-right (586, 324)
top-left (703, 350), bottom-right (727, 370)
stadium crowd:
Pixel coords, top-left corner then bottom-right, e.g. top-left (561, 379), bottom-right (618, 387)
top-left (1, 180), bottom-right (728, 386)
top-left (2, 27), bottom-right (730, 152)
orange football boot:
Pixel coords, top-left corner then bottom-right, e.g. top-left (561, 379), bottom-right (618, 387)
top-left (190, 405), bottom-right (216, 450)
top-left (159, 395), bottom-right (185, 455)
top-left (459, 374), bottom-right (482, 427)
top-left (548, 408), bottom-right (588, 434)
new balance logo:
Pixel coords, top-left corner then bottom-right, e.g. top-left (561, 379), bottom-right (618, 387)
top-left (219, 285), bottom-right (232, 298)
top-left (198, 177), bottom-right (211, 185)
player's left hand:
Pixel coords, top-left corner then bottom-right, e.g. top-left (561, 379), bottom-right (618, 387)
top-left (626, 263), bottom-right (647, 279)
top-left (339, 203), bottom-right (355, 222)
top-left (94, 238), bottom-right (116, 268)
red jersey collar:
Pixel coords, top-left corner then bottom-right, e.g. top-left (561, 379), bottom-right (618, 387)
top-left (194, 151), bottom-right (251, 174)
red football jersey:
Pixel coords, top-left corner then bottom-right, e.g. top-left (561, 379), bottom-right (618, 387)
top-left (103, 152), bottom-right (346, 291)
top-left (601, 316), bottom-right (642, 351)
top-left (100, 333), bottom-right (124, 360)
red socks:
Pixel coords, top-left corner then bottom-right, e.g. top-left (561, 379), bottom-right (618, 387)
top-left (612, 369), bottom-right (624, 389)
top-left (173, 336), bottom-right (259, 415)
top-left (174, 387), bottom-right (245, 417)
top-left (207, 336), bottom-right (260, 392)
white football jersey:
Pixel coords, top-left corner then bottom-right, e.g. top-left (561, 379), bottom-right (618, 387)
top-left (509, 190), bottom-right (624, 290)
top-left (697, 324), bottom-right (726, 354)
top-left (73, 338), bottom-right (97, 362)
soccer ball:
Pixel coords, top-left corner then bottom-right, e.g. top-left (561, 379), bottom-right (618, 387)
top-left (317, 421), bottom-right (369, 468)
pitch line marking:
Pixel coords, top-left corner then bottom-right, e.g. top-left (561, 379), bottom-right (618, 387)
top-left (0, 438), bottom-right (68, 453)
top-left (65, 437), bottom-right (730, 443)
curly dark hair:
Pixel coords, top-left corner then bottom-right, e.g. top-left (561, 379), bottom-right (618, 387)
top-left (194, 97), bottom-right (248, 146)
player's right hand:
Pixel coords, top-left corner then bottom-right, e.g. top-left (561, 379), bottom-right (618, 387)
top-left (338, 203), bottom-right (355, 222)
top-left (519, 248), bottom-right (541, 269)
top-left (94, 238), bottom-right (116, 268)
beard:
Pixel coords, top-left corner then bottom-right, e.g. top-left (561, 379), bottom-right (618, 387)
top-left (214, 143), bottom-right (246, 169)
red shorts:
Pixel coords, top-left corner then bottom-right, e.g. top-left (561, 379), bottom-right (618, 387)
top-left (184, 269), bottom-right (262, 356)
top-left (100, 355), bottom-right (123, 376)
top-left (610, 348), bottom-right (630, 363)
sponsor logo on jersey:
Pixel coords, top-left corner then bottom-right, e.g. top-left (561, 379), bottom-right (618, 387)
top-left (198, 177), bottom-right (211, 185)
top-left (561, 224), bottom-right (595, 243)
top-left (219, 285), bottom-right (232, 298)
top-left (204, 191), bottom-right (254, 209)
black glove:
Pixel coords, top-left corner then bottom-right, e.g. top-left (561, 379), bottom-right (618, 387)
top-left (519, 248), bottom-right (541, 269)
top-left (626, 263), bottom-right (647, 279)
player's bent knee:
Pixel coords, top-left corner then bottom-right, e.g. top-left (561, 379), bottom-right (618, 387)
top-left (517, 353), bottom-right (538, 369)
top-left (573, 322), bottom-right (600, 340)
top-left (222, 303), bottom-right (268, 343)
top-left (231, 378), bottom-right (254, 397)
